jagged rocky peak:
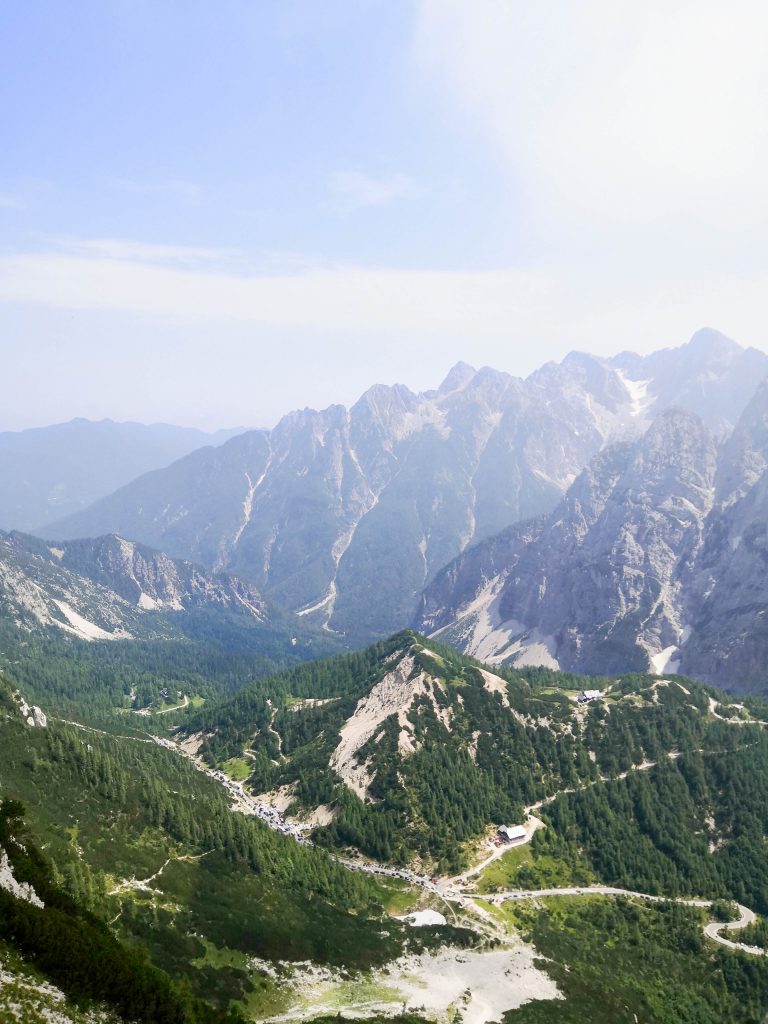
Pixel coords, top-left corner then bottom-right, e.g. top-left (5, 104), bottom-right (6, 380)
top-left (458, 364), bottom-right (518, 403)
top-left (352, 381), bottom-right (421, 431)
top-left (272, 402), bottom-right (348, 442)
top-left (715, 375), bottom-right (768, 505)
top-left (529, 350), bottom-right (636, 421)
top-left (685, 326), bottom-right (743, 360)
top-left (437, 361), bottom-right (477, 394)
top-left (43, 331), bottom-right (768, 646)
top-left (418, 407), bottom-right (723, 682)
top-left (552, 441), bottom-right (635, 533)
top-left (561, 349), bottom-right (624, 394)
top-left (628, 328), bottom-right (768, 436)
top-left (55, 533), bottom-right (201, 610)
top-left (609, 348), bottom-right (646, 378)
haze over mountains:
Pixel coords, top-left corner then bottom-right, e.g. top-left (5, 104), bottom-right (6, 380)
top-left (42, 330), bottom-right (767, 655)
top-left (0, 418), bottom-right (246, 533)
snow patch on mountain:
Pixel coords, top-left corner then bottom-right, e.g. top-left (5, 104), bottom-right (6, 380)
top-left (616, 369), bottom-right (654, 418)
top-left (650, 645), bottom-right (682, 675)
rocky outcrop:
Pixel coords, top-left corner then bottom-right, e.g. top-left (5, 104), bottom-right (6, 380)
top-left (679, 380), bottom-right (768, 689)
top-left (0, 851), bottom-right (44, 907)
top-left (12, 690), bottom-right (47, 728)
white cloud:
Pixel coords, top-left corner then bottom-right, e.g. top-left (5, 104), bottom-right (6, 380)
top-left (330, 170), bottom-right (420, 209)
top-left (414, 1), bottom-right (768, 252)
top-left (1, 243), bottom-right (767, 356)
top-left (0, 247), bottom-right (530, 335)
top-left (52, 237), bottom-right (240, 268)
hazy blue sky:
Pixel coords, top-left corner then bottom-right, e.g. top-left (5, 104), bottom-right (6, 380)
top-left (3, 1), bottom-right (768, 429)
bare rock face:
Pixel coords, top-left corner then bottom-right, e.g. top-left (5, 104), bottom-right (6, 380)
top-left (418, 409), bottom-right (721, 678)
top-left (419, 374), bottom-right (768, 693)
top-left (679, 380), bottom-right (768, 690)
top-left (42, 332), bottom-right (767, 644)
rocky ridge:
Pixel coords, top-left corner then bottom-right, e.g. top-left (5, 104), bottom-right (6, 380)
top-left (43, 330), bottom-right (768, 643)
top-left (417, 380), bottom-right (768, 693)
top-left (0, 530), bottom-right (280, 644)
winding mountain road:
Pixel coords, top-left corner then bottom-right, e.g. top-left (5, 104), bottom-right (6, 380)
top-left (148, 731), bottom-right (767, 958)
top-left (479, 886), bottom-right (765, 957)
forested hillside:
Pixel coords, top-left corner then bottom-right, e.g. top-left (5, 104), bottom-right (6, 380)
top-left (0, 531), bottom-right (338, 695)
top-left (183, 632), bottom-right (768, 905)
top-left (3, 625), bottom-right (768, 1022)
top-left (0, 673), bottom-right (437, 1017)
top-left (0, 535), bottom-right (342, 720)
top-left (0, 796), bottom-right (241, 1023)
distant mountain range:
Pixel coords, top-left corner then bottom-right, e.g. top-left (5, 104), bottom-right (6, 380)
top-left (417, 374), bottom-right (768, 694)
top-left (41, 329), bottom-right (768, 652)
top-left (0, 418), bottom-right (246, 532)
